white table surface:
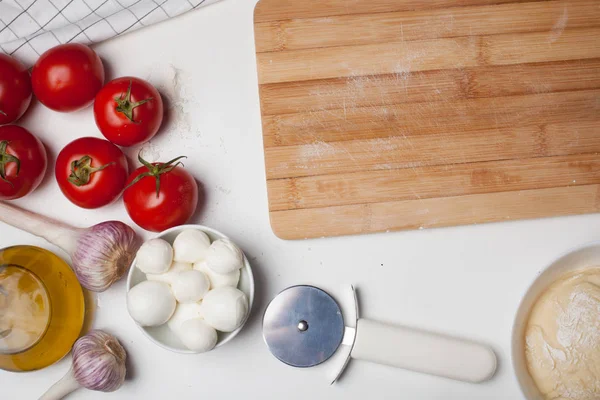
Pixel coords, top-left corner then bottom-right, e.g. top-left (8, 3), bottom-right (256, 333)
top-left (3, 0), bottom-right (600, 398)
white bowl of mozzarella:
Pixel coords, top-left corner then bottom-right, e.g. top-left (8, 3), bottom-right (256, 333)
top-left (126, 225), bottom-right (254, 354)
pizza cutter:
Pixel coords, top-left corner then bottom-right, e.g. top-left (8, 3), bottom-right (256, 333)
top-left (262, 285), bottom-right (497, 384)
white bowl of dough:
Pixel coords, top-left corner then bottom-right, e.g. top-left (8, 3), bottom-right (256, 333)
top-left (511, 242), bottom-right (600, 400)
top-left (126, 225), bottom-right (255, 354)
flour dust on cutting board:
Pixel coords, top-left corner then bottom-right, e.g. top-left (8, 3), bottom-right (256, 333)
top-left (548, 7), bottom-right (568, 43)
top-left (269, 63), bottom-right (450, 177)
top-left (255, 0), bottom-right (600, 239)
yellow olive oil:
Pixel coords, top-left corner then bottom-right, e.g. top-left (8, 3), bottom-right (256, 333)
top-left (0, 246), bottom-right (84, 372)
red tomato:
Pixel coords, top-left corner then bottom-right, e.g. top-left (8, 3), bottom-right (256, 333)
top-left (0, 126), bottom-right (47, 200)
top-left (94, 77), bottom-right (163, 147)
top-left (123, 154), bottom-right (198, 232)
top-left (55, 137), bottom-right (128, 209)
top-left (31, 44), bottom-right (104, 112)
top-left (0, 54), bottom-right (32, 125)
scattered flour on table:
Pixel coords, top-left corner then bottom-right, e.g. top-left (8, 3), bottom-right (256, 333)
top-left (145, 64), bottom-right (201, 141)
top-left (139, 142), bottom-right (161, 162)
top-left (216, 185), bottom-right (231, 195)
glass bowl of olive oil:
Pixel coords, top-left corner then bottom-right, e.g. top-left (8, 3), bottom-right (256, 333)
top-left (0, 245), bottom-right (85, 372)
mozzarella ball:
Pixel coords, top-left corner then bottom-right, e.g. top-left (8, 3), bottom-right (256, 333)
top-left (146, 261), bottom-right (192, 284)
top-left (205, 239), bottom-right (244, 275)
top-left (194, 261), bottom-right (240, 289)
top-left (168, 302), bottom-right (203, 332)
top-left (171, 270), bottom-right (210, 303)
top-left (201, 287), bottom-right (248, 332)
top-left (127, 281), bottom-right (176, 327)
top-left (136, 239), bottom-right (173, 274)
top-left (177, 318), bottom-right (218, 353)
top-left (173, 229), bottom-right (211, 263)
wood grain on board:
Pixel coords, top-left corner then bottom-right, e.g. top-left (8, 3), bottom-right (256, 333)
top-left (254, 0), bottom-right (600, 239)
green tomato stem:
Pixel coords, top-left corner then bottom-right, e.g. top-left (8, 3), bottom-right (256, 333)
top-left (0, 140), bottom-right (20, 187)
top-left (125, 153), bottom-right (187, 198)
top-left (114, 80), bottom-right (153, 123)
top-left (68, 155), bottom-right (114, 187)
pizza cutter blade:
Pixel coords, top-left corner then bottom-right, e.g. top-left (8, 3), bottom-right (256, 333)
top-left (262, 285), bottom-right (345, 368)
top-left (263, 285), bottom-right (497, 384)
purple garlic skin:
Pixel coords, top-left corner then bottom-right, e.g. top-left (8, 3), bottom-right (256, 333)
top-left (72, 330), bottom-right (127, 392)
top-left (72, 221), bottom-right (140, 292)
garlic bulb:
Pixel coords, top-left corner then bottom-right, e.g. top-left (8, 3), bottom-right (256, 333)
top-left (39, 330), bottom-right (127, 400)
top-left (0, 202), bottom-right (140, 292)
top-left (72, 221), bottom-right (139, 292)
top-left (72, 330), bottom-right (127, 391)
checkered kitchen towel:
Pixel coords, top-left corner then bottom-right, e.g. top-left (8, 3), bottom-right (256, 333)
top-left (0, 0), bottom-right (219, 65)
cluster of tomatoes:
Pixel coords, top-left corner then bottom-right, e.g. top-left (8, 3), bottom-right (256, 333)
top-left (0, 44), bottom-right (199, 232)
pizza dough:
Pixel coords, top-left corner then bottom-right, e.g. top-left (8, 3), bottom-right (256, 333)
top-left (525, 267), bottom-right (600, 400)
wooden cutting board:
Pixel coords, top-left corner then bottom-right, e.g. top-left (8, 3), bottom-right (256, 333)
top-left (254, 0), bottom-right (600, 240)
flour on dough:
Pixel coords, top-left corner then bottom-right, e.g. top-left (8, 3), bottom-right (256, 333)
top-left (525, 267), bottom-right (600, 400)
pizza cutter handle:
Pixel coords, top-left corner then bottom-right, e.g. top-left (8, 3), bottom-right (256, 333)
top-left (351, 319), bottom-right (497, 383)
